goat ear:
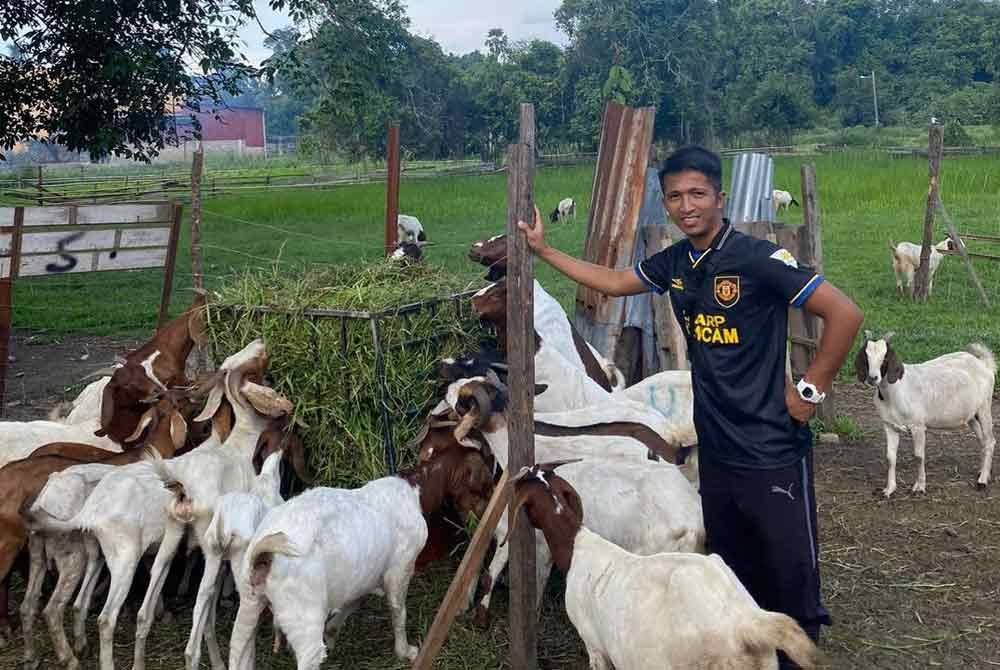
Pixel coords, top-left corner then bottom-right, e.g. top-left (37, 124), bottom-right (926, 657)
top-left (883, 347), bottom-right (905, 383)
top-left (213, 401), bottom-right (234, 443)
top-left (854, 346), bottom-right (869, 382)
top-left (284, 433), bottom-right (313, 485)
top-left (195, 380), bottom-right (226, 423)
top-left (125, 408), bottom-right (156, 443)
top-left (169, 411), bottom-right (188, 450)
top-left (99, 382), bottom-right (116, 436)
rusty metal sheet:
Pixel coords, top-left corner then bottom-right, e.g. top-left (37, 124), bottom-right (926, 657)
top-left (574, 102), bottom-right (656, 358)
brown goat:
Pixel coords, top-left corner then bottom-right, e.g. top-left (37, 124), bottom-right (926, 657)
top-left (0, 393), bottom-right (194, 638)
top-left (97, 293), bottom-right (208, 445)
top-left (468, 234), bottom-right (508, 281)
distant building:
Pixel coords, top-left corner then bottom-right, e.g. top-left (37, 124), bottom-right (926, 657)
top-left (156, 106), bottom-right (267, 161)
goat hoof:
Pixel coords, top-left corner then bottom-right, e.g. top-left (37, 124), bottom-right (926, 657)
top-left (975, 481), bottom-right (988, 490)
top-left (911, 483), bottom-right (926, 494)
top-left (882, 488), bottom-right (895, 499)
top-left (471, 606), bottom-right (492, 630)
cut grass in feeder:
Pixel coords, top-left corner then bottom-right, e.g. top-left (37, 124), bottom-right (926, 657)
top-left (206, 259), bottom-right (488, 488)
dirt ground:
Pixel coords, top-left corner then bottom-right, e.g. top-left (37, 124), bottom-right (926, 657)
top-left (1, 331), bottom-right (998, 669)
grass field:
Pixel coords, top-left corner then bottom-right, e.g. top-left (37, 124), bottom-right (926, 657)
top-left (3, 151), bottom-right (1000, 668)
top-left (12, 151), bottom-right (1000, 370)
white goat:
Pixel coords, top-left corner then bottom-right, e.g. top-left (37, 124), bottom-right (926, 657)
top-left (507, 463), bottom-right (818, 670)
top-left (396, 214), bottom-right (426, 244)
top-left (229, 446), bottom-right (494, 670)
top-left (173, 450), bottom-right (285, 670)
top-left (855, 332), bottom-right (996, 497)
top-left (444, 375), bottom-right (699, 620)
top-left (888, 238), bottom-right (954, 297)
top-left (773, 189), bottom-right (800, 213)
top-left (0, 420), bottom-right (120, 469)
top-left (549, 197), bottom-right (576, 223)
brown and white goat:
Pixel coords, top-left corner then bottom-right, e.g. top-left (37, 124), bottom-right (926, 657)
top-left (506, 463), bottom-right (817, 670)
top-left (1, 392), bottom-right (194, 665)
top-left (96, 293), bottom-right (208, 445)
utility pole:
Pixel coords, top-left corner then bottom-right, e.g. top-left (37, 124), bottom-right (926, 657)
top-left (860, 70), bottom-right (879, 128)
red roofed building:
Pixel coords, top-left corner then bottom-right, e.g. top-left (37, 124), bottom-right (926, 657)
top-left (156, 106), bottom-right (267, 161)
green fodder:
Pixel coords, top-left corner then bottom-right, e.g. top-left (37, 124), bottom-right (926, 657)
top-left (206, 260), bottom-right (487, 488)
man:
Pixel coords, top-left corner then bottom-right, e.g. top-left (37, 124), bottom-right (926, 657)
top-left (518, 145), bottom-right (863, 665)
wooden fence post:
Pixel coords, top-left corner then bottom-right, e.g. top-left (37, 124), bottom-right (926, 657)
top-left (913, 124), bottom-right (943, 302)
top-left (157, 203), bottom-right (184, 328)
top-left (795, 164), bottom-right (834, 420)
top-left (385, 122), bottom-right (401, 255)
top-left (507, 102), bottom-right (537, 670)
top-left (642, 225), bottom-right (688, 371)
top-left (0, 208), bottom-right (24, 416)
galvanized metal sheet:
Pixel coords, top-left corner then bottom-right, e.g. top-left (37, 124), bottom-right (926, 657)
top-left (725, 153), bottom-right (775, 224)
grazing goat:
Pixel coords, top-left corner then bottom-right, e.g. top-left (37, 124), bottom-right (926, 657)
top-left (855, 332), bottom-right (996, 497)
top-left (43, 339), bottom-right (291, 670)
top-left (888, 238), bottom-right (955, 297)
top-left (168, 446), bottom-right (287, 670)
top-left (396, 214), bottom-right (426, 244)
top-left (773, 189), bottom-right (800, 213)
top-left (550, 197), bottom-right (576, 223)
top-left (440, 374), bottom-right (696, 619)
top-left (472, 279), bottom-right (624, 392)
top-left (16, 393), bottom-right (194, 670)
top-left (389, 240), bottom-right (427, 263)
top-left (228, 446), bottom-right (495, 669)
top-left (506, 462), bottom-right (818, 670)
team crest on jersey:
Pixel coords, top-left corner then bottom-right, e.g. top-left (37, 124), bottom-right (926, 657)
top-left (714, 275), bottom-right (740, 308)
top-left (770, 248), bottom-right (798, 268)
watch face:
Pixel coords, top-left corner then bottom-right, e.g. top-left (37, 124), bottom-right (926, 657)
top-left (801, 386), bottom-right (814, 398)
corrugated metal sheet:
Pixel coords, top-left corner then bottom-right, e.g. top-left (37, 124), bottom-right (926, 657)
top-left (725, 153), bottom-right (775, 224)
top-left (573, 102), bottom-right (656, 358)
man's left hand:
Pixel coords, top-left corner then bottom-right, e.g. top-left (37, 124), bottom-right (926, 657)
top-left (785, 383), bottom-right (817, 425)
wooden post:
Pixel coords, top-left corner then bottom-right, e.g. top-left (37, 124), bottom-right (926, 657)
top-left (0, 208), bottom-right (24, 416)
top-left (913, 124), bottom-right (943, 302)
top-left (507, 102), bottom-right (537, 670)
top-left (642, 225), bottom-right (688, 370)
top-left (36, 166), bottom-right (42, 206)
top-left (190, 144), bottom-right (205, 292)
top-left (411, 472), bottom-right (512, 669)
top-left (795, 164), bottom-right (834, 420)
top-left (158, 203), bottom-right (184, 328)
top-left (385, 122), bottom-right (401, 255)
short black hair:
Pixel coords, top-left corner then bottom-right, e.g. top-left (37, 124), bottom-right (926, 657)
top-left (658, 145), bottom-right (723, 194)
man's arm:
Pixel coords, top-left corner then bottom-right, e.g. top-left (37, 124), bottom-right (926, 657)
top-left (518, 207), bottom-right (648, 297)
top-left (785, 281), bottom-right (864, 422)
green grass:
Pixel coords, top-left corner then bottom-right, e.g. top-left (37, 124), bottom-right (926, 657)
top-left (11, 153), bottom-right (1000, 377)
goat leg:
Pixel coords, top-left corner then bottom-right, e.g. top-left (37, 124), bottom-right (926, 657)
top-left (131, 525), bottom-right (185, 670)
top-left (20, 533), bottom-right (46, 670)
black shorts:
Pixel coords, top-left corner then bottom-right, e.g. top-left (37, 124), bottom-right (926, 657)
top-left (699, 450), bottom-right (832, 650)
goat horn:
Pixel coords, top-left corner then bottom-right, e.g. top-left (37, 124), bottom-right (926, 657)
top-left (453, 409), bottom-right (480, 444)
top-left (470, 385), bottom-right (493, 429)
top-left (882, 331), bottom-right (895, 342)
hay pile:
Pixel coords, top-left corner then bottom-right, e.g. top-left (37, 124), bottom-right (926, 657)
top-left (206, 260), bottom-right (487, 488)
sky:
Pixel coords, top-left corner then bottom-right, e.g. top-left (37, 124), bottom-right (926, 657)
top-left (237, 0), bottom-right (568, 65)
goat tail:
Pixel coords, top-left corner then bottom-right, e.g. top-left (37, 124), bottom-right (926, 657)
top-left (741, 612), bottom-right (818, 669)
top-left (149, 460), bottom-right (195, 523)
top-left (967, 343), bottom-right (997, 373)
top-left (47, 401), bottom-right (74, 422)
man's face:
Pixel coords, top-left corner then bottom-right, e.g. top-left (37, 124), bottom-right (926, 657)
top-left (662, 169), bottom-right (725, 246)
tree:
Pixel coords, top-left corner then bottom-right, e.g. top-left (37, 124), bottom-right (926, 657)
top-left (0, 0), bottom-right (329, 160)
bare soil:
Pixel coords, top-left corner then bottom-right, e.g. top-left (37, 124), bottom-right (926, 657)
top-left (1, 332), bottom-right (998, 669)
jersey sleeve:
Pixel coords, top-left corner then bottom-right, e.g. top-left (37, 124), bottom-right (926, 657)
top-left (635, 247), bottom-right (675, 295)
top-left (749, 241), bottom-right (824, 307)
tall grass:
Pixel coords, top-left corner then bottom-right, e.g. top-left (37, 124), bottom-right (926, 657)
top-left (12, 154), bottom-right (1000, 375)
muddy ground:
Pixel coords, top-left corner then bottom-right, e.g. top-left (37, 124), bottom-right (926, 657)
top-left (1, 331), bottom-right (998, 669)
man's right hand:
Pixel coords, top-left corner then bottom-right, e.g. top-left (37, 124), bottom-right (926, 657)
top-left (517, 205), bottom-right (547, 253)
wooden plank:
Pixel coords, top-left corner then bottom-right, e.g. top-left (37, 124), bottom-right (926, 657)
top-left (507, 102), bottom-right (537, 670)
top-left (19, 253), bottom-right (97, 277)
top-left (797, 164), bottom-right (834, 420)
top-left (0, 208), bottom-right (23, 416)
top-left (913, 125), bottom-right (943, 302)
top-left (642, 224), bottom-right (688, 371)
top-left (96, 248), bottom-right (169, 272)
top-left (159, 203), bottom-right (184, 327)
top-left (412, 470), bottom-right (511, 669)
top-left (120, 228), bottom-right (171, 248)
top-left (385, 122), bottom-right (401, 255)
top-left (76, 203), bottom-right (173, 225)
top-left (17, 230), bottom-right (117, 255)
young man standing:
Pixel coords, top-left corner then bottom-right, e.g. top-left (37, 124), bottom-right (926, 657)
top-left (518, 145), bottom-right (863, 665)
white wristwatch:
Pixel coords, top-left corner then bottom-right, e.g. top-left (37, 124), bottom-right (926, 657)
top-left (796, 379), bottom-right (826, 405)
